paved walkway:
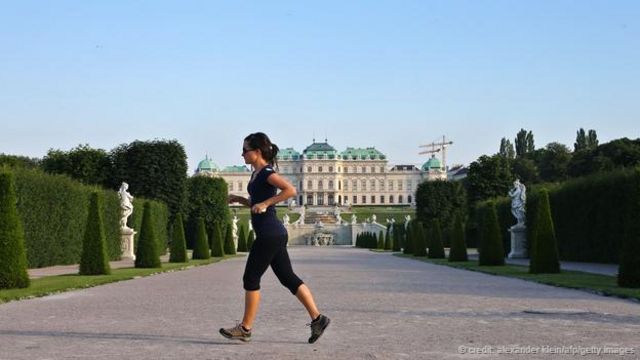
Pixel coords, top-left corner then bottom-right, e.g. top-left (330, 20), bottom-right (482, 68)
top-left (2, 247), bottom-right (639, 359)
top-left (466, 254), bottom-right (618, 276)
top-left (27, 255), bottom-right (173, 279)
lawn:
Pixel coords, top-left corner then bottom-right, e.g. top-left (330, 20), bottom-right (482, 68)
top-left (0, 255), bottom-right (242, 304)
top-left (393, 253), bottom-right (640, 302)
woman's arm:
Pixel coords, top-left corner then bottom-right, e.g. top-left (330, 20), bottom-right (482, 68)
top-left (251, 173), bottom-right (296, 214)
top-left (229, 194), bottom-right (251, 207)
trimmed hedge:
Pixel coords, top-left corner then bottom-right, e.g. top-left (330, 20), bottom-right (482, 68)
top-left (413, 222), bottom-right (427, 257)
top-left (448, 214), bottom-right (468, 262)
top-left (377, 230), bottom-right (385, 250)
top-left (224, 223), bottom-right (236, 255)
top-left (135, 202), bottom-right (162, 268)
top-left (130, 198), bottom-right (169, 256)
top-left (0, 170), bottom-right (30, 289)
top-left (169, 213), bottom-right (187, 263)
top-left (247, 229), bottom-right (255, 251)
top-left (237, 225), bottom-right (248, 252)
top-left (79, 192), bottom-right (111, 275)
top-left (191, 217), bottom-right (210, 260)
top-left (618, 169), bottom-right (640, 288)
top-left (210, 222), bottom-right (225, 257)
top-left (529, 189), bottom-right (560, 274)
top-left (428, 219), bottom-right (445, 259)
top-left (478, 202), bottom-right (505, 266)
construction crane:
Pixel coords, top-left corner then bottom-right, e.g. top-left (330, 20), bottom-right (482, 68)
top-left (419, 136), bottom-right (453, 170)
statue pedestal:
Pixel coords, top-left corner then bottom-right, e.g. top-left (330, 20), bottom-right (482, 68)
top-left (508, 225), bottom-right (527, 259)
top-left (121, 227), bottom-right (136, 261)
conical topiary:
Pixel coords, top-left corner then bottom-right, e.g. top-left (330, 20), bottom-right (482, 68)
top-left (210, 222), bottom-right (225, 257)
top-left (403, 223), bottom-right (414, 254)
top-left (247, 229), bottom-right (255, 251)
top-left (392, 224), bottom-right (402, 252)
top-left (428, 219), bottom-right (445, 259)
top-left (413, 222), bottom-right (427, 257)
top-left (0, 171), bottom-right (30, 289)
top-left (224, 223), bottom-right (236, 255)
top-left (529, 189), bottom-right (560, 274)
top-left (191, 217), bottom-right (210, 260)
top-left (135, 202), bottom-right (162, 268)
top-left (169, 213), bottom-right (187, 263)
top-left (237, 225), bottom-right (248, 252)
top-left (377, 230), bottom-right (385, 249)
top-left (448, 214), bottom-right (468, 262)
top-left (384, 226), bottom-right (393, 250)
top-left (478, 202), bottom-right (505, 266)
top-left (79, 192), bottom-right (111, 275)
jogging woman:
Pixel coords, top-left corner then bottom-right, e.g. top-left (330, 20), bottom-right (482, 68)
top-left (220, 132), bottom-right (330, 344)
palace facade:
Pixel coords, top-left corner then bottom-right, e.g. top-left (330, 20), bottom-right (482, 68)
top-left (195, 140), bottom-right (449, 207)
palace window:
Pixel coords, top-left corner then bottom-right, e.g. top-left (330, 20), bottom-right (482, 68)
top-left (239, 182), bottom-right (243, 190)
top-left (344, 167), bottom-right (348, 173)
top-left (380, 180), bottom-right (385, 190)
top-left (308, 180), bottom-right (313, 189)
top-left (399, 195), bottom-right (404, 203)
top-left (362, 166), bottom-right (366, 173)
top-left (371, 166), bottom-right (375, 173)
top-left (398, 180), bottom-right (403, 191)
top-left (318, 180), bottom-right (324, 190)
top-left (388, 180), bottom-right (394, 190)
top-left (307, 166), bottom-right (312, 173)
top-left (362, 195), bottom-right (366, 204)
top-left (352, 195), bottom-right (357, 204)
top-left (229, 182), bottom-right (234, 191)
top-left (361, 179), bottom-right (367, 191)
top-left (329, 166), bottom-right (333, 172)
top-left (353, 180), bottom-right (358, 191)
top-left (380, 195), bottom-right (385, 203)
top-left (371, 195), bottom-right (375, 204)
top-left (318, 166), bottom-right (323, 173)
top-left (408, 195), bottom-right (413, 203)
top-left (328, 180), bottom-right (334, 189)
top-left (370, 179), bottom-right (376, 191)
top-left (390, 195), bottom-right (394, 203)
top-left (407, 180), bottom-right (413, 190)
top-left (380, 166), bottom-right (385, 173)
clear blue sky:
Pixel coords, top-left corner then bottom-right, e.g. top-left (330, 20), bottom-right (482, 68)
top-left (1, 1), bottom-right (638, 173)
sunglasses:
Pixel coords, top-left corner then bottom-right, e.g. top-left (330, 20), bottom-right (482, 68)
top-left (242, 147), bottom-right (255, 155)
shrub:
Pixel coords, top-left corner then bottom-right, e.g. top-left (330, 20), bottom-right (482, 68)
top-left (237, 225), bottom-right (248, 252)
top-left (403, 223), bottom-right (414, 254)
top-left (529, 189), bottom-right (561, 274)
top-left (618, 169), bottom-right (640, 287)
top-left (377, 230), bottom-right (385, 250)
top-left (247, 229), bottom-right (255, 251)
top-left (428, 219), bottom-right (445, 259)
top-left (0, 170), bottom-right (30, 289)
top-left (224, 223), bottom-right (236, 255)
top-left (448, 214), bottom-right (468, 262)
top-left (169, 213), bottom-right (187, 263)
top-left (79, 192), bottom-right (111, 275)
top-left (184, 176), bottom-right (230, 249)
top-left (384, 226), bottom-right (393, 250)
top-left (392, 224), bottom-right (403, 252)
top-left (210, 222), bottom-right (225, 257)
top-left (135, 202), bottom-right (161, 268)
top-left (191, 218), bottom-right (210, 260)
top-left (413, 222), bottom-right (427, 257)
top-left (130, 197), bottom-right (169, 256)
top-left (478, 202), bottom-right (505, 266)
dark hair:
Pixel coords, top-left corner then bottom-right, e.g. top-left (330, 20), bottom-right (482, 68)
top-left (244, 132), bottom-right (280, 170)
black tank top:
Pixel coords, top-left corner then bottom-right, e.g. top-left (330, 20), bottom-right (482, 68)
top-left (248, 165), bottom-right (287, 237)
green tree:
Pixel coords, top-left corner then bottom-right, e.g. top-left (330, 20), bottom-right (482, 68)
top-left (110, 140), bottom-right (188, 222)
top-left (511, 157), bottom-right (539, 184)
top-left (191, 217), bottom-right (211, 259)
top-left (428, 219), bottom-right (445, 259)
top-left (0, 171), bottom-right (30, 289)
top-left (0, 154), bottom-right (40, 169)
top-left (377, 230), bottom-right (385, 250)
top-left (529, 189), bottom-right (560, 274)
top-left (224, 223), bottom-right (237, 255)
top-left (538, 142), bottom-right (572, 182)
top-left (478, 202), bottom-right (505, 266)
top-left (135, 202), bottom-right (162, 268)
top-left (466, 155), bottom-right (513, 204)
top-left (587, 130), bottom-right (599, 149)
top-left (574, 128), bottom-right (588, 152)
top-left (416, 180), bottom-right (466, 231)
top-left (237, 225), bottom-right (248, 252)
top-left (184, 176), bottom-right (230, 249)
top-left (499, 138), bottom-right (515, 160)
top-left (41, 144), bottom-right (112, 187)
top-left (384, 225), bottom-right (393, 250)
top-left (515, 129), bottom-right (535, 158)
top-left (403, 222), bottom-right (414, 254)
top-left (448, 214), bottom-right (468, 262)
top-left (568, 138), bottom-right (640, 178)
top-left (392, 224), bottom-right (403, 252)
top-left (169, 213), bottom-right (187, 263)
top-left (210, 222), bottom-right (225, 257)
top-left (79, 192), bottom-right (111, 275)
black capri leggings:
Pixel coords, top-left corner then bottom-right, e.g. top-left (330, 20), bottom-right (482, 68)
top-left (242, 233), bottom-right (304, 294)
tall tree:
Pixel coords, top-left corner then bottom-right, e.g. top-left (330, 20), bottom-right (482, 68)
top-left (574, 128), bottom-right (588, 152)
top-left (499, 138), bottom-right (515, 160)
top-left (515, 129), bottom-right (535, 158)
top-left (415, 180), bottom-right (466, 231)
top-left (41, 144), bottom-right (112, 187)
top-left (538, 142), bottom-right (572, 182)
top-left (587, 129), bottom-right (599, 149)
top-left (466, 155), bottom-right (513, 204)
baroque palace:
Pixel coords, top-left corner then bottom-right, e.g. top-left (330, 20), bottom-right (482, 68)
top-left (195, 139), bottom-right (459, 207)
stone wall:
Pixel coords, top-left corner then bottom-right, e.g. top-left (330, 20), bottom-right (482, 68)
top-left (284, 222), bottom-right (388, 246)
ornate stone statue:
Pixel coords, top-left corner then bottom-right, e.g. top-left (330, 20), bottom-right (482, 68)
top-left (118, 182), bottom-right (134, 230)
top-left (509, 179), bottom-right (527, 226)
top-left (351, 213), bottom-right (357, 225)
top-left (404, 215), bottom-right (411, 229)
top-left (283, 213), bottom-right (290, 225)
top-left (232, 215), bottom-right (239, 245)
top-left (371, 214), bottom-right (377, 223)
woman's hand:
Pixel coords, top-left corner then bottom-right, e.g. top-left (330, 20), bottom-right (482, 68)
top-left (251, 202), bottom-right (268, 214)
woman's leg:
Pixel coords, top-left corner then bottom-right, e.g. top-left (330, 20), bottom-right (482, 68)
top-left (242, 290), bottom-right (261, 329)
top-left (295, 284), bottom-right (320, 320)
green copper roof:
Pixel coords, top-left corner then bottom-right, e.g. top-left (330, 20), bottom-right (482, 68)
top-left (340, 147), bottom-right (386, 160)
top-left (221, 165), bottom-right (251, 173)
top-left (422, 155), bottom-right (442, 170)
top-left (303, 141), bottom-right (338, 159)
top-left (197, 157), bottom-right (219, 172)
top-left (277, 147), bottom-right (301, 160)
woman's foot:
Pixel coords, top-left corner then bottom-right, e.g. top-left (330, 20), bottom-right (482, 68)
top-left (219, 322), bottom-right (252, 342)
top-left (307, 314), bottom-right (330, 343)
